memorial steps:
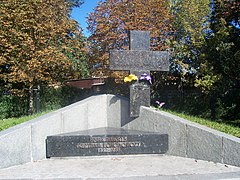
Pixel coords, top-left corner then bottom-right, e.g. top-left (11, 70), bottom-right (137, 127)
top-left (0, 155), bottom-right (240, 179)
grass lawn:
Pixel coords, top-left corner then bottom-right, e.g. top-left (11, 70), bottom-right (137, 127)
top-left (0, 111), bottom-right (51, 131)
top-left (164, 110), bottom-right (240, 138)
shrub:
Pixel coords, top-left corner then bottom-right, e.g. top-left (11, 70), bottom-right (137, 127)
top-left (0, 95), bottom-right (28, 119)
top-left (0, 85), bottom-right (90, 120)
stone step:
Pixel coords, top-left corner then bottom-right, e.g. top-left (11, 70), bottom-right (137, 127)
top-left (1, 155), bottom-right (240, 179)
top-left (46, 127), bottom-right (168, 158)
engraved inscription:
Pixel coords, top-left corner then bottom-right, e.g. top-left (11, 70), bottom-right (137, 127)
top-left (98, 148), bottom-right (120, 153)
top-left (90, 136), bottom-right (127, 143)
top-left (76, 136), bottom-right (142, 153)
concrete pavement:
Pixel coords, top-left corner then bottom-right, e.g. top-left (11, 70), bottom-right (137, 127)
top-left (0, 155), bottom-right (240, 179)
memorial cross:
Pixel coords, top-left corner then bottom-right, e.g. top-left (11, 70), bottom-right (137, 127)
top-left (110, 30), bottom-right (169, 117)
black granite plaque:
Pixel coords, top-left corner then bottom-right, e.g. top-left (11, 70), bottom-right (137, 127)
top-left (109, 30), bottom-right (170, 117)
top-left (46, 127), bottom-right (168, 158)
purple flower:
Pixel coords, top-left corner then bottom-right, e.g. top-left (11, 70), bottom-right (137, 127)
top-left (159, 102), bottom-right (165, 107)
top-left (155, 101), bottom-right (165, 108)
top-left (140, 73), bottom-right (152, 84)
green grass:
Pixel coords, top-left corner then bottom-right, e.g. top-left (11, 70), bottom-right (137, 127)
top-left (164, 110), bottom-right (240, 138)
top-left (0, 111), bottom-right (52, 131)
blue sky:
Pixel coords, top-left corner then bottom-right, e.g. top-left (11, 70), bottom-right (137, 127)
top-left (71, 0), bottom-right (100, 37)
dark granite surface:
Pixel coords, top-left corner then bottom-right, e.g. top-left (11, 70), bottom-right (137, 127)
top-left (130, 30), bottom-right (150, 50)
top-left (109, 30), bottom-right (169, 117)
top-left (109, 50), bottom-right (169, 71)
top-left (46, 127), bottom-right (168, 157)
top-left (130, 84), bottom-right (150, 117)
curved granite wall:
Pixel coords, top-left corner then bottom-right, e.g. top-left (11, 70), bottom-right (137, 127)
top-left (0, 94), bottom-right (239, 169)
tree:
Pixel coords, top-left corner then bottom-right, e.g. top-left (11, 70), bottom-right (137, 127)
top-left (213, 0), bottom-right (240, 27)
top-left (167, 0), bottom-right (211, 82)
top-left (195, 0), bottom-right (240, 120)
top-left (0, 0), bottom-right (89, 113)
top-left (87, 0), bottom-right (173, 78)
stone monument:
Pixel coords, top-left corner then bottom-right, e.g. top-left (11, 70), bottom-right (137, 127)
top-left (45, 31), bottom-right (170, 158)
top-left (110, 30), bottom-right (169, 117)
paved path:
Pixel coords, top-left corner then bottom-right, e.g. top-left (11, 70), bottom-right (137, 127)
top-left (0, 155), bottom-right (240, 179)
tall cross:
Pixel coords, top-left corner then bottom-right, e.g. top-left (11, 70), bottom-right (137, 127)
top-left (110, 30), bottom-right (169, 117)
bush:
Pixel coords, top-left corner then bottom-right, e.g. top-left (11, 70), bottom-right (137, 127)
top-left (37, 85), bottom-right (91, 113)
top-left (0, 85), bottom-right (90, 120)
top-left (0, 95), bottom-right (28, 119)
top-left (152, 83), bottom-right (240, 125)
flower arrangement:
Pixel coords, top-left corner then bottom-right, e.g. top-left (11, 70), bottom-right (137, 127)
top-left (123, 73), bottom-right (165, 111)
top-left (124, 74), bottom-right (138, 83)
top-left (139, 73), bottom-right (152, 84)
top-left (124, 73), bottom-right (152, 85)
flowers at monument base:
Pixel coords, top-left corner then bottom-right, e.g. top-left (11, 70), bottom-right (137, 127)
top-left (124, 74), bottom-right (138, 83)
top-left (155, 101), bottom-right (165, 108)
top-left (139, 73), bottom-right (152, 84)
top-left (123, 73), bottom-right (153, 84)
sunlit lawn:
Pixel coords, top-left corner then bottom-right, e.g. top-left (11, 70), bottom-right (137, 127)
top-left (0, 111), bottom-right (52, 131)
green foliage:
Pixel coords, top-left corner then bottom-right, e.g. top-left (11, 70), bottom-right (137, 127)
top-left (0, 95), bottom-right (28, 119)
top-left (0, 85), bottom-right (90, 120)
top-left (153, 88), bottom-right (210, 118)
top-left (195, 70), bottom-right (221, 93)
top-left (214, 0), bottom-right (240, 27)
top-left (35, 85), bottom-right (90, 113)
top-left (198, 18), bottom-right (239, 92)
top-left (195, 0), bottom-right (240, 120)
top-left (152, 78), bottom-right (239, 121)
top-left (62, 35), bottom-right (90, 79)
top-left (0, 0), bottom-right (90, 97)
top-left (167, 0), bottom-right (211, 77)
top-left (40, 85), bottom-right (89, 110)
top-left (164, 0), bottom-right (240, 121)
top-left (0, 0), bottom-right (90, 114)
top-left (40, 86), bottom-right (62, 111)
